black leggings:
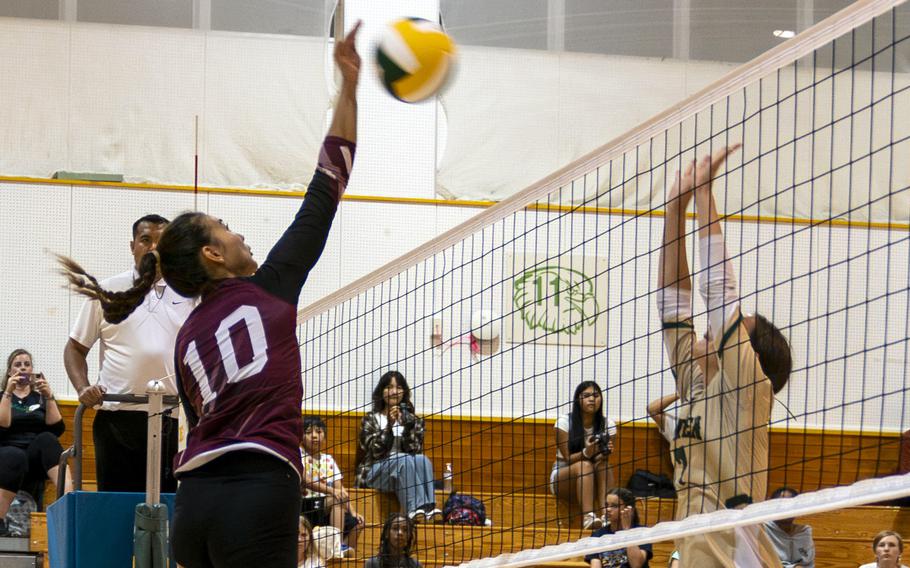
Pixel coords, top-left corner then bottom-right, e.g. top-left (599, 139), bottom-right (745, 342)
top-left (0, 432), bottom-right (63, 493)
top-left (172, 451), bottom-right (301, 568)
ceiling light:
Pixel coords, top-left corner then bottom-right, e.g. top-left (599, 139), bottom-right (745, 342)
top-left (773, 30), bottom-right (796, 39)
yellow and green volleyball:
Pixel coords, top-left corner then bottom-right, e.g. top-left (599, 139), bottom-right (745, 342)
top-left (376, 18), bottom-right (457, 103)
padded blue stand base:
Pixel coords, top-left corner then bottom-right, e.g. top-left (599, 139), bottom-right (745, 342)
top-left (47, 491), bottom-right (177, 568)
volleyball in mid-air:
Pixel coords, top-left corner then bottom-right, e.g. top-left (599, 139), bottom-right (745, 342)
top-left (375, 18), bottom-right (457, 103)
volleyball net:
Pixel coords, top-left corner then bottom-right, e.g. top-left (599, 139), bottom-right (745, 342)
top-left (297, 0), bottom-right (910, 565)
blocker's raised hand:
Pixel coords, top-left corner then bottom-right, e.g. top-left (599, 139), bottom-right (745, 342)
top-left (694, 143), bottom-right (742, 194)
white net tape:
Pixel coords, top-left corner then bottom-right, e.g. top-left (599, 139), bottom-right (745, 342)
top-left (452, 473), bottom-right (910, 568)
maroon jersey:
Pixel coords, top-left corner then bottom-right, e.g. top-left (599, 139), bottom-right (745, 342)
top-left (173, 136), bottom-right (355, 477)
top-left (174, 279), bottom-right (303, 475)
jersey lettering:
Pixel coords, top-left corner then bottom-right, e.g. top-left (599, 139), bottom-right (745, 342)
top-left (673, 446), bottom-right (689, 486)
top-left (183, 342), bottom-right (217, 409)
top-left (674, 416), bottom-right (703, 441)
top-left (183, 305), bottom-right (270, 414)
top-left (215, 305), bottom-right (268, 382)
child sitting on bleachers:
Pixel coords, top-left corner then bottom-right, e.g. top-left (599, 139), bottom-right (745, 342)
top-left (297, 516), bottom-right (326, 568)
top-left (300, 416), bottom-right (364, 558)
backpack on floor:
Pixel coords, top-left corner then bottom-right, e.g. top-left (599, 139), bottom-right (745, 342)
top-left (443, 493), bottom-right (486, 526)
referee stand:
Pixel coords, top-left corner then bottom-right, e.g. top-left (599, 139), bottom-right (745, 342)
top-left (48, 384), bottom-right (179, 568)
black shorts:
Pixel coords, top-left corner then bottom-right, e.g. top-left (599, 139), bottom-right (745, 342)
top-left (172, 451), bottom-right (301, 568)
top-left (300, 496), bottom-right (359, 536)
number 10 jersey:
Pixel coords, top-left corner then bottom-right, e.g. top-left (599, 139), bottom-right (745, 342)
top-left (172, 136), bottom-right (355, 479)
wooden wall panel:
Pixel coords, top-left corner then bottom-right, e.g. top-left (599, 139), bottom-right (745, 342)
top-left (56, 403), bottom-right (901, 498)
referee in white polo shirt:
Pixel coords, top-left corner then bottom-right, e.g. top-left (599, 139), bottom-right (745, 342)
top-left (63, 214), bottom-right (195, 492)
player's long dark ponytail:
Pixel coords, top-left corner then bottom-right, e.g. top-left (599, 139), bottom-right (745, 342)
top-left (58, 252), bottom-right (159, 324)
top-left (59, 211), bottom-right (217, 324)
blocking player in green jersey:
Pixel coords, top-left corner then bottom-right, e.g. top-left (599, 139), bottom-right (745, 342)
top-left (656, 144), bottom-right (792, 567)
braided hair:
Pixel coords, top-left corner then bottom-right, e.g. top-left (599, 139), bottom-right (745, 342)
top-left (59, 212), bottom-right (218, 324)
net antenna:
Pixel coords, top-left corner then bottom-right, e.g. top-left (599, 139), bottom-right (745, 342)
top-left (193, 114), bottom-right (199, 211)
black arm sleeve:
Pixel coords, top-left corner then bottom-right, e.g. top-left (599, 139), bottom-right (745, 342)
top-left (248, 137), bottom-right (354, 305)
top-left (247, 170), bottom-right (339, 305)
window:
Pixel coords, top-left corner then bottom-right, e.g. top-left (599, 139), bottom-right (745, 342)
top-left (441, 0), bottom-right (549, 50)
top-left (689, 0), bottom-right (798, 63)
top-left (211, 0), bottom-right (328, 37)
top-left (78, 0), bottom-right (193, 28)
top-left (0, 0), bottom-right (59, 20)
top-left (565, 0), bottom-right (674, 58)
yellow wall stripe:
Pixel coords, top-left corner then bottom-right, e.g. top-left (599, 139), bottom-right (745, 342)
top-left (1, 175), bottom-right (906, 231)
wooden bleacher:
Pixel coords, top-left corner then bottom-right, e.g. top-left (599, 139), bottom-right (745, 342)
top-left (322, 413), bottom-right (903, 497)
top-left (25, 401), bottom-right (908, 567)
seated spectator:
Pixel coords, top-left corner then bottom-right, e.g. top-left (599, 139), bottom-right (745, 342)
top-left (365, 512), bottom-right (422, 568)
top-left (301, 415), bottom-right (363, 556)
top-left (860, 531), bottom-right (907, 568)
top-left (0, 349), bottom-right (70, 536)
top-left (297, 516), bottom-right (326, 568)
top-left (551, 381), bottom-right (615, 529)
top-left (356, 371), bottom-right (441, 522)
top-left (585, 488), bottom-right (652, 568)
top-left (763, 487), bottom-right (815, 567)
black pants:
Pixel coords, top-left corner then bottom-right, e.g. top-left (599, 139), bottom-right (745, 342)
top-left (93, 410), bottom-right (178, 492)
top-left (301, 496), bottom-right (359, 536)
top-left (172, 451), bottom-right (301, 568)
top-left (0, 432), bottom-right (63, 494)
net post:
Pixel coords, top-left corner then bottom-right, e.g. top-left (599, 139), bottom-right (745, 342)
top-left (145, 380), bottom-right (166, 506)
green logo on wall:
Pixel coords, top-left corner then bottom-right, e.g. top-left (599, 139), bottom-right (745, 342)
top-left (513, 266), bottom-right (599, 335)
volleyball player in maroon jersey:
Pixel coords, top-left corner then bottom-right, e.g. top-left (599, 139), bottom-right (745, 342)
top-left (59, 22), bottom-right (362, 568)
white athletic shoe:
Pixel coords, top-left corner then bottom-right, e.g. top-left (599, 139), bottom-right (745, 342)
top-left (409, 509), bottom-right (426, 523)
top-left (427, 508), bottom-right (444, 523)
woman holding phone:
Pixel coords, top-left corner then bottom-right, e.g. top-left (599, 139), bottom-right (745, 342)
top-left (356, 371), bottom-right (441, 523)
top-left (0, 349), bottom-right (69, 535)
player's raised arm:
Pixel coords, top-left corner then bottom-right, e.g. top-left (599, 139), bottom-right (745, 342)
top-left (692, 144), bottom-right (741, 340)
top-left (657, 161), bottom-right (701, 400)
top-left (658, 161), bottom-right (695, 299)
top-left (251, 21), bottom-right (362, 305)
